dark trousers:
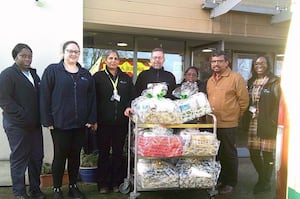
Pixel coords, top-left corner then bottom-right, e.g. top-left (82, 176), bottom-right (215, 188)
top-left (50, 128), bottom-right (85, 187)
top-left (3, 118), bottom-right (44, 196)
top-left (96, 124), bottom-right (127, 188)
top-left (216, 127), bottom-right (238, 187)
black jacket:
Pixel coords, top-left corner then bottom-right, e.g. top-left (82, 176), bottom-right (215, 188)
top-left (134, 67), bottom-right (177, 99)
top-left (40, 60), bottom-right (97, 129)
top-left (0, 64), bottom-right (41, 128)
top-left (247, 73), bottom-right (281, 139)
top-left (93, 68), bottom-right (134, 125)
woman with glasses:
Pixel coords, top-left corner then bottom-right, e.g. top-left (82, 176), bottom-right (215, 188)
top-left (247, 55), bottom-right (281, 194)
top-left (0, 43), bottom-right (46, 199)
top-left (40, 41), bottom-right (97, 199)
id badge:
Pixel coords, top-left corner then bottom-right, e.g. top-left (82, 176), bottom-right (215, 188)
top-left (249, 106), bottom-right (256, 114)
top-left (114, 94), bottom-right (121, 102)
top-left (111, 90), bottom-right (121, 102)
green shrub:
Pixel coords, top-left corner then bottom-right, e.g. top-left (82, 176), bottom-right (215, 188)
top-left (80, 150), bottom-right (98, 167)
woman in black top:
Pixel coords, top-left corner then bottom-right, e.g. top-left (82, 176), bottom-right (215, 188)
top-left (247, 55), bottom-right (281, 194)
top-left (40, 41), bottom-right (97, 199)
top-left (93, 50), bottom-right (134, 193)
top-left (0, 43), bottom-right (46, 199)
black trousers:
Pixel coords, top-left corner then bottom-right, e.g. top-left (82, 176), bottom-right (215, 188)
top-left (216, 127), bottom-right (238, 187)
top-left (50, 128), bottom-right (85, 187)
top-left (96, 124), bottom-right (127, 188)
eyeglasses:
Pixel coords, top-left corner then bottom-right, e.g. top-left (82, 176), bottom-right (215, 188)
top-left (65, 49), bottom-right (80, 55)
top-left (18, 54), bottom-right (32, 59)
top-left (254, 62), bottom-right (267, 66)
top-left (210, 60), bottom-right (225, 64)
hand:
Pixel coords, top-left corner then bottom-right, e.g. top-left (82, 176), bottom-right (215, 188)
top-left (124, 107), bottom-right (133, 117)
top-left (48, 126), bottom-right (54, 130)
top-left (86, 123), bottom-right (98, 131)
top-left (91, 123), bottom-right (98, 131)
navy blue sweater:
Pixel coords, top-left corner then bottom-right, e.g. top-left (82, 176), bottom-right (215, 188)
top-left (40, 60), bottom-right (97, 129)
top-left (0, 64), bottom-right (41, 128)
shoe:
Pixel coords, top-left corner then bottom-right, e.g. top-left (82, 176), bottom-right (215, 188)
top-left (216, 182), bottom-right (224, 190)
top-left (219, 185), bottom-right (234, 194)
top-left (30, 190), bottom-right (47, 199)
top-left (15, 194), bottom-right (30, 199)
top-left (99, 187), bottom-right (109, 194)
top-left (253, 182), bottom-right (271, 194)
top-left (68, 184), bottom-right (85, 199)
top-left (113, 186), bottom-right (119, 193)
top-left (53, 188), bottom-right (64, 199)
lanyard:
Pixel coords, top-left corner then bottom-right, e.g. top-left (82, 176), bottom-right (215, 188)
top-left (251, 76), bottom-right (268, 104)
top-left (105, 69), bottom-right (119, 91)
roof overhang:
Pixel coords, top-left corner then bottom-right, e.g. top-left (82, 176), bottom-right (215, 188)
top-left (202, 1), bottom-right (292, 23)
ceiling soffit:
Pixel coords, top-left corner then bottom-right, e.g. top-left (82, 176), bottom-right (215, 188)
top-left (202, 0), bottom-right (292, 23)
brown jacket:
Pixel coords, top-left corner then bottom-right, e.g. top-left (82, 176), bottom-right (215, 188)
top-left (207, 67), bottom-right (249, 128)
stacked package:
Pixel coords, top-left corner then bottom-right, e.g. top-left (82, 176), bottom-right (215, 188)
top-left (132, 82), bottom-right (220, 190)
top-left (176, 158), bottom-right (221, 188)
top-left (173, 82), bottom-right (211, 123)
top-left (179, 129), bottom-right (220, 156)
top-left (132, 82), bottom-right (211, 124)
top-left (131, 83), bottom-right (181, 124)
top-left (136, 158), bottom-right (221, 189)
top-left (137, 126), bottom-right (183, 157)
top-left (175, 92), bottom-right (211, 123)
top-left (137, 136), bottom-right (183, 157)
top-left (137, 159), bottom-right (179, 189)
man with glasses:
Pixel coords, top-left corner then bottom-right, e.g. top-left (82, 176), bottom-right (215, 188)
top-left (206, 50), bottom-right (249, 194)
top-left (134, 47), bottom-right (177, 99)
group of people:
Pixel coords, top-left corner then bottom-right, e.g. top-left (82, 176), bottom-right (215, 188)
top-left (0, 42), bottom-right (281, 199)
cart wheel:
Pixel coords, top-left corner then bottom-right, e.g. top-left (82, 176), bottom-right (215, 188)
top-left (119, 181), bottom-right (131, 194)
top-left (129, 191), bottom-right (140, 199)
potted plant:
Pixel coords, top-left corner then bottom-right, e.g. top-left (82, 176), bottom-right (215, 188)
top-left (79, 149), bottom-right (98, 183)
top-left (40, 162), bottom-right (69, 187)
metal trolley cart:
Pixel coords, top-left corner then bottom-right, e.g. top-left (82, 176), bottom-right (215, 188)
top-left (120, 113), bottom-right (219, 199)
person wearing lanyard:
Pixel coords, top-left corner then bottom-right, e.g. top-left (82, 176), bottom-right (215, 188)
top-left (246, 55), bottom-right (281, 194)
top-left (93, 50), bottom-right (135, 194)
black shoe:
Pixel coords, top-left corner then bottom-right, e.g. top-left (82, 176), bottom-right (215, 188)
top-left (68, 184), bottom-right (85, 199)
top-left (15, 194), bottom-right (30, 199)
top-left (30, 190), bottom-right (47, 199)
top-left (53, 188), bottom-right (64, 199)
top-left (216, 182), bottom-right (224, 190)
